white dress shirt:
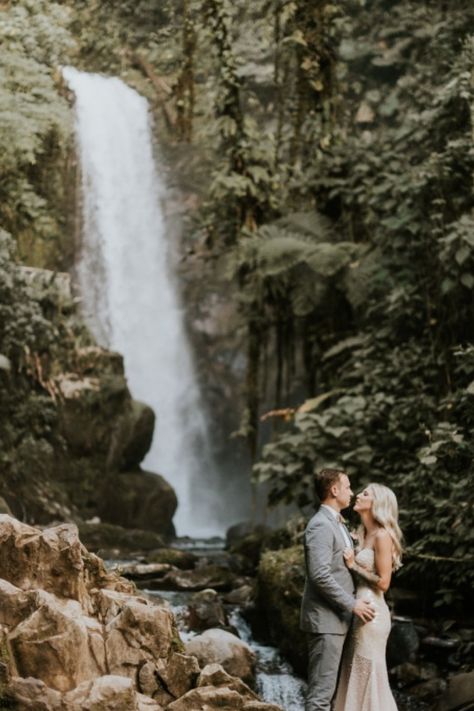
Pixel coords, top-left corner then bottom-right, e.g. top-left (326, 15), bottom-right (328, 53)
top-left (321, 504), bottom-right (353, 549)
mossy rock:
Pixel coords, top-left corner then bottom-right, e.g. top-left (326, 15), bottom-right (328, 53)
top-left (257, 546), bottom-right (306, 674)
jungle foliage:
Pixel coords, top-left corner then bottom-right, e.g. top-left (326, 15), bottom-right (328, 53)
top-left (0, 0), bottom-right (473, 604)
top-left (186, 0), bottom-right (474, 604)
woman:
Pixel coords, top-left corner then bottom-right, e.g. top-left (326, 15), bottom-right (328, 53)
top-left (333, 483), bottom-right (403, 711)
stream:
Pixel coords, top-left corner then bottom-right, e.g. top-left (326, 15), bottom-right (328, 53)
top-left (143, 537), bottom-right (307, 709)
top-left (108, 537), bottom-right (430, 711)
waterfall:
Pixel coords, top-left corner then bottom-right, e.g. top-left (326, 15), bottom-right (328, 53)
top-left (63, 67), bottom-right (225, 537)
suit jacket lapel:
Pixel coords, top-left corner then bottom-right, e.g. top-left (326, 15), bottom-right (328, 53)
top-left (319, 506), bottom-right (348, 551)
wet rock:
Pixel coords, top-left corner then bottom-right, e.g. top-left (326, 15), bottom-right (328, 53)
top-left (145, 548), bottom-right (198, 569)
top-left (243, 704), bottom-right (283, 711)
top-left (387, 617), bottom-right (420, 669)
top-left (188, 588), bottom-right (227, 631)
top-left (185, 628), bottom-right (256, 684)
top-left (160, 564), bottom-right (237, 592)
top-left (99, 470), bottom-right (177, 537)
top-left (435, 670), bottom-right (474, 710)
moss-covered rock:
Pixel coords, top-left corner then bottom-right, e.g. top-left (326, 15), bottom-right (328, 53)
top-left (256, 546), bottom-right (306, 674)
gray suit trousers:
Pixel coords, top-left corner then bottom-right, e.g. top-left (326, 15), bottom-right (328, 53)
top-left (305, 632), bottom-right (346, 711)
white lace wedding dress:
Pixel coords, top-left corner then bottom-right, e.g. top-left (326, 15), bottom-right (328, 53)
top-left (333, 548), bottom-right (398, 711)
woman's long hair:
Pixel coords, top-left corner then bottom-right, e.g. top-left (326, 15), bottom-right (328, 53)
top-left (358, 483), bottom-right (403, 570)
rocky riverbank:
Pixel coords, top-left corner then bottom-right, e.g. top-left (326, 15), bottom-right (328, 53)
top-left (0, 515), bottom-right (284, 711)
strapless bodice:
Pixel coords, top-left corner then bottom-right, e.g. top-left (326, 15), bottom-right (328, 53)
top-left (354, 548), bottom-right (384, 600)
top-left (355, 547), bottom-right (376, 570)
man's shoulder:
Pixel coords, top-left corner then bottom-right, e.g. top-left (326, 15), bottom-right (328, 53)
top-left (305, 507), bottom-right (332, 532)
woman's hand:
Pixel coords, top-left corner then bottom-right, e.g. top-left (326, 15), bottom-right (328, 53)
top-left (343, 548), bottom-right (355, 569)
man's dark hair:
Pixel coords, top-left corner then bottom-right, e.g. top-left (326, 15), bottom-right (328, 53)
top-left (314, 468), bottom-right (346, 502)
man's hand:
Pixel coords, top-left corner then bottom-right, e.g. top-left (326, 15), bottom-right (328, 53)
top-left (353, 599), bottom-right (376, 623)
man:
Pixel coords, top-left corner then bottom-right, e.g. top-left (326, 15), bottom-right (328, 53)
top-left (300, 468), bottom-right (375, 711)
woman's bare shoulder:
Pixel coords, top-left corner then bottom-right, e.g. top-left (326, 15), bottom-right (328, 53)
top-left (375, 528), bottom-right (392, 544)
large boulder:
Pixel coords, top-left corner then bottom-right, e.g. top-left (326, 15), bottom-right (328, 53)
top-left (99, 470), bottom-right (177, 537)
top-left (185, 629), bottom-right (256, 685)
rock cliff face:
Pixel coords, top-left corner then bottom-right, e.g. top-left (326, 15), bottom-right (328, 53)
top-left (0, 239), bottom-right (176, 536)
top-left (0, 515), bottom-right (282, 711)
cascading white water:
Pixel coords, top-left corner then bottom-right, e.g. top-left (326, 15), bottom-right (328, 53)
top-left (63, 67), bottom-right (224, 537)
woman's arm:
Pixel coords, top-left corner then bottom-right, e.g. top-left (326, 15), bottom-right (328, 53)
top-left (373, 529), bottom-right (393, 592)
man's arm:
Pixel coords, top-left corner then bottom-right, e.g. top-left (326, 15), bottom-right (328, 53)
top-left (305, 521), bottom-right (355, 614)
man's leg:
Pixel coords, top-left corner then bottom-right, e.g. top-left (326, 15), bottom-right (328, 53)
top-left (305, 632), bottom-right (345, 711)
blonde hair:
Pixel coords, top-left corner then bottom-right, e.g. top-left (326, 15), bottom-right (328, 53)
top-left (358, 483), bottom-right (403, 571)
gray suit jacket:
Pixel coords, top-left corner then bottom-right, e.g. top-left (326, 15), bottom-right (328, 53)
top-left (300, 506), bottom-right (355, 634)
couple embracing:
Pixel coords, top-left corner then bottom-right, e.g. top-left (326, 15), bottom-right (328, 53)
top-left (300, 468), bottom-right (403, 711)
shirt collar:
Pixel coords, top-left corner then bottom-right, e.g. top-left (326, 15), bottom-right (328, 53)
top-left (321, 504), bottom-right (340, 520)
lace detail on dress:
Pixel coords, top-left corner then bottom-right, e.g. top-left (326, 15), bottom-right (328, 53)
top-left (333, 549), bottom-right (398, 711)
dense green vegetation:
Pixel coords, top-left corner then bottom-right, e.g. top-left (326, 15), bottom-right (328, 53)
top-left (0, 0), bottom-right (472, 606)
